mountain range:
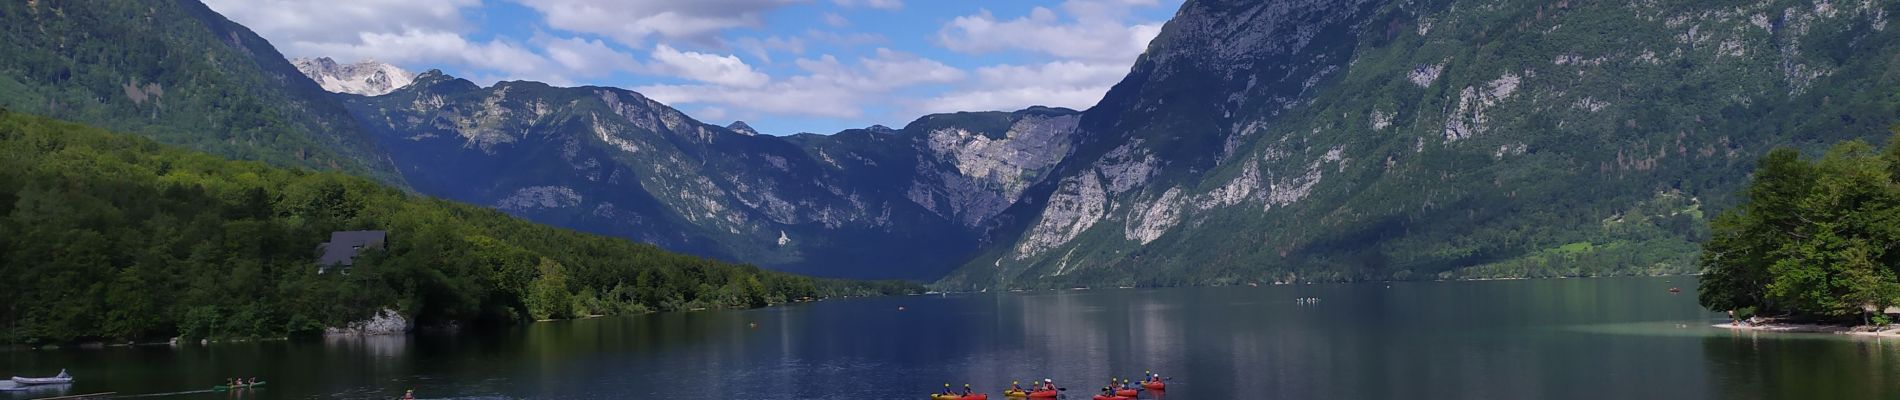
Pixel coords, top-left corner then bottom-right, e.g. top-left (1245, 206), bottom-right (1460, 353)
top-left (292, 57), bottom-right (415, 96)
top-left (6, 0), bottom-right (1899, 287)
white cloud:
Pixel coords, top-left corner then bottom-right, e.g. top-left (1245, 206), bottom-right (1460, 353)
top-left (206, 0), bottom-right (644, 87)
top-left (731, 36), bottom-right (806, 63)
top-left (203, 0), bottom-right (478, 46)
top-left (918, 0), bottom-right (1175, 115)
top-left (650, 44), bottom-right (772, 87)
top-left (937, 0), bottom-right (1165, 62)
top-left (729, 29), bottom-right (885, 64)
top-left (301, 30), bottom-right (550, 76)
top-left (207, 0), bottom-right (1179, 133)
top-left (918, 60), bottom-right (1131, 113)
top-left (536, 36), bottom-right (643, 77)
top-left (513, 0), bottom-right (801, 47)
top-left (832, 0), bottom-right (903, 11)
top-left (636, 49), bottom-right (963, 119)
top-left (822, 12), bottom-right (851, 28)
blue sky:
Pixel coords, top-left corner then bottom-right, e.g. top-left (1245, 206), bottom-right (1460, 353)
top-left (205, 0), bottom-right (1184, 135)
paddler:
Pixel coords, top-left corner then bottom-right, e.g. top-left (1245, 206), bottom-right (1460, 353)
top-left (1010, 380), bottom-right (1025, 393)
top-left (962, 384), bottom-right (974, 396)
top-left (942, 383), bottom-right (956, 395)
top-left (1043, 378), bottom-right (1055, 391)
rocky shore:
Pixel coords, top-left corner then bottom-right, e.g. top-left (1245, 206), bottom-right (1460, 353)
top-left (324, 309), bottom-right (409, 337)
top-left (1714, 320), bottom-right (1900, 338)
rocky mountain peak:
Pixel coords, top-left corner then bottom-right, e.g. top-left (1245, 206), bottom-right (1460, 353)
top-left (726, 121), bottom-right (760, 136)
top-left (293, 57), bottom-right (417, 96)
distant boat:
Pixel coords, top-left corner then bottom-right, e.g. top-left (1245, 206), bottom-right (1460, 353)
top-left (1668, 287), bottom-right (1682, 293)
top-left (12, 369), bottom-right (72, 385)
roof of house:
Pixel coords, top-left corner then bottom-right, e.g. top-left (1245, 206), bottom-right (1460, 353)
top-left (317, 230), bottom-right (387, 266)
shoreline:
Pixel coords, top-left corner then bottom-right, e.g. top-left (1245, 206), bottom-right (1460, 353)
top-left (1714, 322), bottom-right (1900, 338)
top-left (938, 273), bottom-right (1697, 294)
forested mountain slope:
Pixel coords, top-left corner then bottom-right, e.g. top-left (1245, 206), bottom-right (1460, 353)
top-left (941, 0), bottom-right (1900, 288)
top-left (0, 0), bottom-right (398, 181)
top-left (0, 110), bottom-right (917, 345)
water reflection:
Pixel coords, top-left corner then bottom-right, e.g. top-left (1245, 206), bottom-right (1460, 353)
top-left (1702, 332), bottom-right (1900, 399)
top-left (323, 335), bottom-right (409, 359)
top-left (0, 383), bottom-right (72, 399)
top-left (7, 277), bottom-right (1900, 399)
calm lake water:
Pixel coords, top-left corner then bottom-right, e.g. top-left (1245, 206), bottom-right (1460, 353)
top-left (5, 276), bottom-right (1899, 399)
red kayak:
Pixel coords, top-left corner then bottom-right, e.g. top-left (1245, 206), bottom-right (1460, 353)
top-left (1116, 389), bottom-right (1139, 397)
top-left (1141, 382), bottom-right (1165, 390)
top-left (1093, 396), bottom-right (1129, 400)
top-left (1027, 390), bottom-right (1059, 398)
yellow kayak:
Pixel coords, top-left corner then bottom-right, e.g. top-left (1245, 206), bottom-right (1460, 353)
top-left (1004, 389), bottom-right (1029, 397)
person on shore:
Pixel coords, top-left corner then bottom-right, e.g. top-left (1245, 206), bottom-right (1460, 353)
top-left (226, 378), bottom-right (235, 387)
top-left (249, 377), bottom-right (258, 386)
top-left (403, 389), bottom-right (415, 400)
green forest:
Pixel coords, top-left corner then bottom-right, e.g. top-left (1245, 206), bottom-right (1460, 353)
top-left (0, 110), bottom-right (920, 345)
top-left (1699, 134), bottom-right (1900, 325)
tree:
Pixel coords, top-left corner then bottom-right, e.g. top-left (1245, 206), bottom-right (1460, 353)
top-left (526, 258), bottom-right (574, 321)
top-left (1700, 139), bottom-right (1900, 322)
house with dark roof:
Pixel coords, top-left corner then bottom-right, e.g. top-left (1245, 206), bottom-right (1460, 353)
top-left (317, 230), bottom-right (387, 274)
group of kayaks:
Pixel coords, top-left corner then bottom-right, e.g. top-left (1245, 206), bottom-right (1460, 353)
top-left (1088, 379), bottom-right (1166, 400)
top-left (930, 375), bottom-right (1169, 400)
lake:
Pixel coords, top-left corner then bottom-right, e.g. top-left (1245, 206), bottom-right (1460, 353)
top-left (4, 276), bottom-right (1899, 399)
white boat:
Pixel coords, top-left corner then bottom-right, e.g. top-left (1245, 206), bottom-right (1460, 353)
top-left (11, 369), bottom-right (72, 385)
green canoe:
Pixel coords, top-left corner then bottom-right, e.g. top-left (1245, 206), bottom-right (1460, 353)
top-left (212, 382), bottom-right (266, 390)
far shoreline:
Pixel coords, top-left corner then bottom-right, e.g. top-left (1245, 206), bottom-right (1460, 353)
top-left (1714, 321), bottom-right (1900, 339)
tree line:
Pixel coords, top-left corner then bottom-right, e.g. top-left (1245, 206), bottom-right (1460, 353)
top-left (0, 111), bottom-right (920, 345)
top-left (1699, 133), bottom-right (1900, 325)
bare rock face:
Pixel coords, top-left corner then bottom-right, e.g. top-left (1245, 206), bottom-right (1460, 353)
top-left (1015, 171), bottom-right (1107, 260)
top-left (727, 121), bottom-right (760, 136)
top-left (325, 309), bottom-right (409, 337)
top-left (293, 57), bottom-right (416, 96)
top-left (909, 112), bottom-right (1081, 227)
